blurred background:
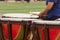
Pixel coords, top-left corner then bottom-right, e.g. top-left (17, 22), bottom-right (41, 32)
top-left (0, 0), bottom-right (46, 13)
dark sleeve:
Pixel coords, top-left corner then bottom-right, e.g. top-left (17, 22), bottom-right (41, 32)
top-left (48, 0), bottom-right (57, 3)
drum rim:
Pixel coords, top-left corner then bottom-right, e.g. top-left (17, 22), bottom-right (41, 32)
top-left (33, 20), bottom-right (60, 25)
top-left (0, 18), bottom-right (38, 21)
top-left (2, 13), bottom-right (39, 18)
top-left (1, 18), bottom-right (60, 25)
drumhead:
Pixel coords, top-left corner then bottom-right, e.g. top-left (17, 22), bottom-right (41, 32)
top-left (1, 18), bottom-right (60, 25)
top-left (0, 18), bottom-right (38, 21)
top-left (33, 19), bottom-right (60, 25)
top-left (2, 13), bottom-right (39, 19)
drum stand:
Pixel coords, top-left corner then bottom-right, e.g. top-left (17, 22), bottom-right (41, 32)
top-left (23, 21), bottom-right (40, 40)
top-left (22, 21), bottom-right (31, 40)
top-left (31, 22), bottom-right (40, 40)
top-left (7, 21), bottom-right (13, 40)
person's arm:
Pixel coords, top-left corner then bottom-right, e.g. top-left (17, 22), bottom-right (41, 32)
top-left (41, 2), bottom-right (54, 14)
top-left (38, 2), bottom-right (55, 19)
top-left (33, 2), bottom-right (54, 16)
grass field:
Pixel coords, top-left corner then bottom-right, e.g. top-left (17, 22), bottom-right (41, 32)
top-left (0, 1), bottom-right (46, 13)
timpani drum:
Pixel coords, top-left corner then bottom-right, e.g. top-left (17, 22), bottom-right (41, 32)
top-left (0, 13), bottom-right (39, 40)
top-left (0, 18), bottom-right (23, 40)
top-left (33, 20), bottom-right (60, 40)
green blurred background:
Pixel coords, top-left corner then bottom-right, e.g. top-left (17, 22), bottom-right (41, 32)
top-left (0, 2), bottom-right (45, 13)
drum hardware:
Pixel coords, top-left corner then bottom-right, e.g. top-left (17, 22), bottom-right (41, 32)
top-left (31, 22), bottom-right (40, 40)
top-left (22, 20), bottom-right (41, 40)
top-left (22, 21), bottom-right (32, 40)
top-left (22, 21), bottom-right (27, 40)
top-left (24, 21), bottom-right (41, 40)
top-left (0, 22), bottom-right (5, 40)
top-left (22, 21), bottom-right (28, 40)
top-left (26, 21), bottom-right (32, 40)
top-left (7, 21), bottom-right (13, 40)
top-left (44, 24), bottom-right (49, 40)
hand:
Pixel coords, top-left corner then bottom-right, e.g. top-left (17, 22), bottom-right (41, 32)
top-left (40, 12), bottom-right (47, 19)
top-left (31, 14), bottom-right (39, 16)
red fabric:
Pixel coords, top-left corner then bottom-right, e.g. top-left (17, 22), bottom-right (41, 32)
top-left (39, 28), bottom-right (45, 40)
top-left (2, 24), bottom-right (21, 40)
top-left (39, 26), bottom-right (60, 40)
top-left (49, 28), bottom-right (60, 40)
